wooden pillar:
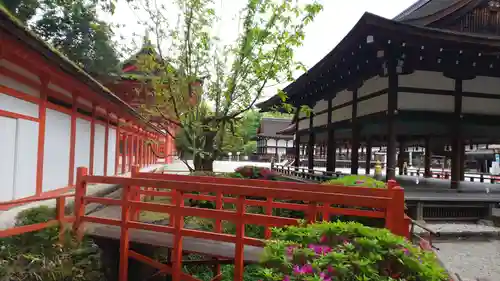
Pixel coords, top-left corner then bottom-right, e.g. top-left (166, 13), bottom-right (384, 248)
top-left (398, 140), bottom-right (404, 176)
top-left (451, 79), bottom-right (463, 189)
top-left (424, 137), bottom-right (431, 177)
top-left (115, 124), bottom-right (121, 175)
top-left (68, 94), bottom-right (77, 185)
top-left (351, 88), bottom-right (359, 175)
top-left (460, 143), bottom-right (465, 181)
top-left (104, 112), bottom-right (109, 176)
top-left (121, 133), bottom-right (126, 174)
top-left (36, 78), bottom-right (48, 195)
top-left (128, 133), bottom-right (133, 172)
top-left (294, 121), bottom-right (300, 170)
top-left (326, 97), bottom-right (335, 172)
top-left (365, 139), bottom-right (372, 175)
top-left (386, 58), bottom-right (398, 181)
top-left (307, 114), bottom-right (315, 172)
top-left (89, 105), bottom-right (96, 175)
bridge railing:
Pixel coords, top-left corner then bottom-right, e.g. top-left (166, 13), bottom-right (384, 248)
top-left (272, 164), bottom-right (345, 181)
top-left (74, 166), bottom-right (407, 281)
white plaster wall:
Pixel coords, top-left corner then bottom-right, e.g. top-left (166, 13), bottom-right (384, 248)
top-left (0, 93), bottom-right (38, 118)
top-left (462, 97), bottom-right (500, 115)
top-left (332, 90), bottom-right (352, 107)
top-left (277, 139), bottom-right (287, 147)
top-left (0, 117), bottom-right (16, 202)
top-left (331, 105), bottom-right (352, 123)
top-left (358, 94), bottom-right (388, 117)
top-left (0, 75), bottom-right (39, 97)
top-left (298, 118), bottom-right (310, 131)
top-left (0, 60), bottom-right (41, 84)
top-left (14, 119), bottom-right (38, 199)
top-left (463, 76), bottom-right (500, 95)
top-left (267, 147), bottom-right (275, 154)
top-left (77, 97), bottom-right (93, 109)
top-left (107, 127), bottom-right (117, 175)
top-left (74, 118), bottom-right (91, 180)
top-left (266, 139), bottom-right (276, 146)
top-left (358, 76), bottom-right (387, 98)
top-left (313, 99), bottom-right (328, 113)
top-left (48, 83), bottom-right (72, 99)
top-left (399, 71), bottom-right (454, 91)
top-left (398, 92), bottom-right (454, 112)
top-left (287, 140), bottom-right (294, 147)
top-left (93, 124), bottom-right (106, 176)
top-left (42, 109), bottom-right (71, 192)
top-left (314, 112), bottom-right (329, 127)
top-left (278, 147), bottom-right (287, 155)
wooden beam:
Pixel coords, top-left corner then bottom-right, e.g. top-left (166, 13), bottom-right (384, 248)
top-left (386, 57), bottom-right (398, 181)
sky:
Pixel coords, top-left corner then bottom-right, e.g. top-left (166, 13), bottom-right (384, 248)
top-left (102, 0), bottom-right (418, 100)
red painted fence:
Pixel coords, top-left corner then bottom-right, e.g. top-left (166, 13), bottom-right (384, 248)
top-left (0, 166), bottom-right (409, 281)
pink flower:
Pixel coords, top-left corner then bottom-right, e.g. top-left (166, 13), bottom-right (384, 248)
top-left (282, 276), bottom-right (290, 281)
top-left (308, 244), bottom-right (332, 255)
top-left (293, 264), bottom-right (313, 275)
top-left (320, 272), bottom-right (332, 281)
top-left (327, 266), bottom-right (335, 274)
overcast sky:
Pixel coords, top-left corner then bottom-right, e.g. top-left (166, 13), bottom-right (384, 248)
top-left (102, 0), bottom-right (417, 99)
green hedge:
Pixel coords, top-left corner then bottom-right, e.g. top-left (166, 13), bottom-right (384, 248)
top-left (260, 221), bottom-right (449, 281)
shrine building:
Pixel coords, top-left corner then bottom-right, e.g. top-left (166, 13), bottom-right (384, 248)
top-left (0, 7), bottom-right (172, 206)
top-left (258, 0), bottom-right (500, 189)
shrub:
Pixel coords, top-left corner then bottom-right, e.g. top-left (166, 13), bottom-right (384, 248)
top-left (0, 206), bottom-right (106, 281)
top-left (234, 166), bottom-right (283, 180)
top-left (259, 221), bottom-right (449, 281)
top-left (322, 175), bottom-right (385, 188)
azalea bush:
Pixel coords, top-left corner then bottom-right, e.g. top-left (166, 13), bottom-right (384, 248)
top-left (322, 175), bottom-right (385, 188)
top-left (230, 166), bottom-right (286, 181)
top-left (259, 221), bottom-right (449, 281)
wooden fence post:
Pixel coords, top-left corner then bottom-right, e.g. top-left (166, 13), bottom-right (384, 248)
top-left (385, 180), bottom-right (407, 237)
top-left (131, 165), bottom-right (140, 221)
top-left (73, 167), bottom-right (88, 239)
top-left (56, 196), bottom-right (66, 244)
top-left (119, 184), bottom-right (131, 281)
top-left (234, 195), bottom-right (246, 281)
top-left (172, 190), bottom-right (184, 281)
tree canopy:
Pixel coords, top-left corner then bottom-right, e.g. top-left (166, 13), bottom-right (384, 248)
top-left (3, 0), bottom-right (120, 75)
top-left (124, 0), bottom-right (323, 171)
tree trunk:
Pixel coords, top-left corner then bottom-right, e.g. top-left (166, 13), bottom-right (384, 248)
top-left (193, 130), bottom-right (216, 172)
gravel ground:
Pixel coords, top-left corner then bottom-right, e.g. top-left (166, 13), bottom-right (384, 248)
top-left (435, 239), bottom-right (500, 281)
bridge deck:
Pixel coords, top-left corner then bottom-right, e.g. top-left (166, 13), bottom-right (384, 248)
top-left (84, 205), bottom-right (263, 262)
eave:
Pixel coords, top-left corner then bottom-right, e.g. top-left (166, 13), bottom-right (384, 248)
top-left (258, 11), bottom-right (500, 110)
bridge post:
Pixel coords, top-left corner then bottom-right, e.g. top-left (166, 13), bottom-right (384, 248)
top-left (73, 167), bottom-right (88, 239)
top-left (385, 180), bottom-right (408, 238)
top-left (131, 165), bottom-right (141, 221)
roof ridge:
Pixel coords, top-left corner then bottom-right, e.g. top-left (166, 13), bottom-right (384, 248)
top-left (393, 0), bottom-right (432, 20)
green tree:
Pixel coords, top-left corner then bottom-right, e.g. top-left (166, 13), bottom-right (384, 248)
top-left (133, 0), bottom-right (322, 171)
top-left (3, 0), bottom-right (120, 75)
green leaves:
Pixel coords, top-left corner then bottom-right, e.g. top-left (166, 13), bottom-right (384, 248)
top-left (259, 221), bottom-right (449, 281)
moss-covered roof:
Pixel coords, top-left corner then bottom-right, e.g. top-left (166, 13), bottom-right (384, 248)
top-left (0, 3), bottom-right (164, 135)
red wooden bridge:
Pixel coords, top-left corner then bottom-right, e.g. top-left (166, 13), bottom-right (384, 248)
top-left (0, 166), bottom-right (409, 281)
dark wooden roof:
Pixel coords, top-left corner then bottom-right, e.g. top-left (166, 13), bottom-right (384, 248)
top-left (257, 11), bottom-right (500, 111)
top-left (0, 6), bottom-right (165, 134)
top-left (258, 118), bottom-right (293, 139)
top-left (393, 0), bottom-right (490, 27)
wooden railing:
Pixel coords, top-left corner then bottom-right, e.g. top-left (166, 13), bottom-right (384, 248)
top-left (403, 167), bottom-right (500, 184)
top-left (73, 166), bottom-right (408, 281)
top-left (272, 164), bottom-right (345, 181)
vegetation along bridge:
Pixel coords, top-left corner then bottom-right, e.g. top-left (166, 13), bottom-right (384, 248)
top-left (0, 166), bottom-right (409, 281)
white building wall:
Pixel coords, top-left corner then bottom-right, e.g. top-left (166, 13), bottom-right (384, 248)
top-left (42, 109), bottom-right (71, 192)
top-left (107, 127), bottom-right (117, 176)
top-left (74, 118), bottom-right (91, 180)
top-left (0, 93), bottom-right (38, 118)
top-left (14, 119), bottom-right (38, 199)
top-left (0, 74), bottom-right (39, 98)
top-left (0, 116), bottom-right (17, 202)
top-left (93, 124), bottom-right (106, 176)
top-left (266, 139), bottom-right (276, 146)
